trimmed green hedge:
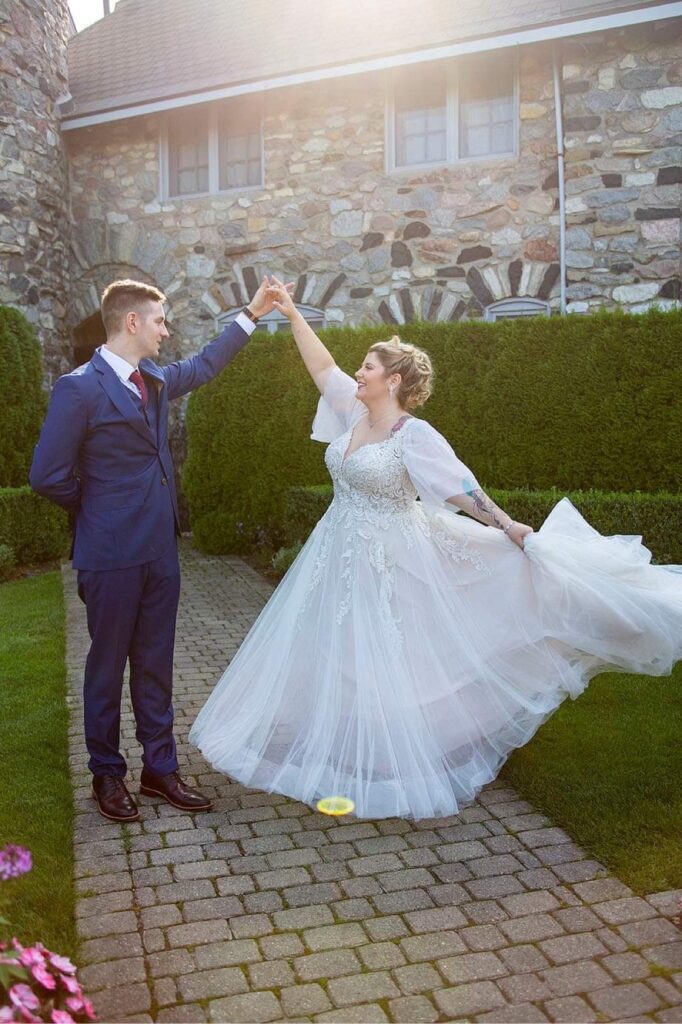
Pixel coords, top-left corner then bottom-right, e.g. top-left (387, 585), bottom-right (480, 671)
top-left (281, 484), bottom-right (682, 567)
top-left (0, 487), bottom-right (69, 567)
top-left (184, 308), bottom-right (682, 553)
top-left (0, 306), bottom-right (46, 488)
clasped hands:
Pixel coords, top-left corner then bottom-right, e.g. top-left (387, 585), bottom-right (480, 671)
top-left (246, 275), bottom-right (297, 320)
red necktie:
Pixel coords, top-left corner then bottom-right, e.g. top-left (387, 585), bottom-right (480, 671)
top-left (129, 369), bottom-right (148, 408)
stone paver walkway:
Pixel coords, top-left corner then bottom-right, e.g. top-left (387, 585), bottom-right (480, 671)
top-left (63, 540), bottom-right (682, 1024)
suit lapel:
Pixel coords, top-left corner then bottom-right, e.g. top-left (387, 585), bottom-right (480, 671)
top-left (92, 350), bottom-right (157, 447)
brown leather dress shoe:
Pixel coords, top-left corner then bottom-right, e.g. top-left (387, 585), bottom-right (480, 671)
top-left (92, 775), bottom-right (140, 822)
top-left (140, 769), bottom-right (212, 811)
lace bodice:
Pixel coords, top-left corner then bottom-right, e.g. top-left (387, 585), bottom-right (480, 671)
top-left (325, 422), bottom-right (420, 530)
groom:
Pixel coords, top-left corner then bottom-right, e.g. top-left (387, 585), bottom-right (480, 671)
top-left (30, 276), bottom-right (284, 822)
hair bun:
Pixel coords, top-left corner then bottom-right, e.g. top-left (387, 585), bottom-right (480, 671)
top-left (368, 338), bottom-right (433, 409)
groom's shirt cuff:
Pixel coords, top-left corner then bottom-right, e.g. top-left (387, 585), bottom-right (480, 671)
top-left (235, 311), bottom-right (258, 335)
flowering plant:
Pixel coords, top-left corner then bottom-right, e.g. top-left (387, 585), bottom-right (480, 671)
top-left (0, 846), bottom-right (96, 1023)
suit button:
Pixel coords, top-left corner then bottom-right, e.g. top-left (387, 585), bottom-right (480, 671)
top-left (161, 477), bottom-right (168, 485)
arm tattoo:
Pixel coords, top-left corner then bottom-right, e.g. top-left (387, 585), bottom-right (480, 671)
top-left (468, 488), bottom-right (508, 530)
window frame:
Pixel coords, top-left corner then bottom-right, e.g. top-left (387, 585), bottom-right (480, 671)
top-left (385, 54), bottom-right (519, 174)
top-left (160, 103), bottom-right (264, 201)
top-left (218, 304), bottom-right (326, 336)
top-left (484, 298), bottom-right (551, 322)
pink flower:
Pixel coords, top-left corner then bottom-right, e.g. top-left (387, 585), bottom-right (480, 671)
top-left (51, 1013), bottom-right (75, 1024)
top-left (19, 948), bottom-right (45, 968)
top-left (0, 846), bottom-right (32, 881)
top-left (48, 954), bottom-right (76, 975)
top-left (64, 997), bottom-right (83, 1014)
top-left (60, 976), bottom-right (81, 996)
top-left (0, 1008), bottom-right (16, 1022)
top-left (7, 986), bottom-right (39, 1012)
top-left (31, 962), bottom-right (57, 991)
top-left (80, 999), bottom-right (97, 1022)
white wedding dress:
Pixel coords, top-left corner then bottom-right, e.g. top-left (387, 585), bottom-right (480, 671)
top-left (190, 367), bottom-right (682, 820)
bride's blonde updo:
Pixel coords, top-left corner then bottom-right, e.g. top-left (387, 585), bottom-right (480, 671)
top-left (369, 337), bottom-right (433, 410)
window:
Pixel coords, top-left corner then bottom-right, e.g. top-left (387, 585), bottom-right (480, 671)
top-left (163, 100), bottom-right (263, 199)
top-left (484, 298), bottom-right (550, 322)
top-left (219, 304), bottom-right (325, 335)
top-left (388, 54), bottom-right (516, 170)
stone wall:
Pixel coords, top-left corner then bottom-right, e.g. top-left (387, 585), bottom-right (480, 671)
top-left (0, 0), bottom-right (72, 379)
top-left (64, 16), bottom-right (681, 366)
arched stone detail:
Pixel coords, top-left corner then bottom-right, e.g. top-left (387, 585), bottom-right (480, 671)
top-left (377, 258), bottom-right (562, 325)
top-left (199, 265), bottom-right (348, 323)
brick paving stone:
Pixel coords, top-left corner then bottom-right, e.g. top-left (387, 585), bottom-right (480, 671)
top-left (273, 904), bottom-right (334, 931)
top-left (388, 994), bottom-right (439, 1022)
top-left (477, 1002), bottom-right (550, 1022)
top-left (79, 933), bottom-right (145, 965)
top-left (539, 958), bottom-right (613, 996)
top-left (358, 941), bottom-right (406, 970)
top-left (79, 956), bottom-right (146, 991)
top-left (438, 951), bottom-right (508, 984)
top-left (468, 854), bottom-right (525, 877)
top-left (404, 905), bottom-right (468, 933)
top-left (378, 867), bottom-right (435, 890)
top-left (304, 922), bottom-right (367, 951)
top-left (401, 930), bottom-right (467, 962)
top-left (166, 918), bottom-right (230, 947)
top-left (619, 918), bottom-right (682, 946)
top-left (92, 982), bottom-right (152, 1020)
top-left (260, 933), bottom-right (305, 959)
top-left (208, 991), bottom-right (281, 1023)
top-left (243, 890), bottom-right (284, 914)
top-left (283, 880), bottom-right (341, 907)
top-left (314, 1005), bottom-right (389, 1023)
top-left (594, 896), bottom-right (659, 925)
top-left (501, 891), bottom-right (561, 917)
top-left (500, 944), bottom-right (552, 974)
top-left (498, 972), bottom-right (554, 1002)
top-left (644, 942), bottom-right (682, 969)
top-left (461, 923), bottom-right (507, 950)
top-left (539, 931), bottom-right (609, 964)
top-left (466, 874), bottom-right (526, 899)
top-left (348, 853), bottom-right (404, 875)
top-left (229, 912), bottom-right (274, 938)
top-left (280, 983), bottom-right (332, 1016)
top-left (194, 938), bottom-right (261, 969)
top-left (327, 969), bottom-right (400, 1007)
top-left (517, 867), bottom-right (561, 890)
top-left (655, 1008), bottom-right (682, 1023)
top-left (332, 897), bottom-right (375, 921)
top-left (373, 888), bottom-right (435, 914)
top-left (157, 1004), bottom-right (207, 1022)
top-left (393, 962), bottom-right (442, 994)
top-left (146, 949), bottom-right (195, 980)
top-left (552, 906), bottom-right (603, 932)
top-left (572, 877), bottom-right (633, 902)
top-left (433, 979), bottom-right (507, 1017)
top-left (602, 951), bottom-right (652, 981)
top-left (437, 840), bottom-right (489, 861)
top-left (500, 913), bottom-right (565, 943)
top-left (542, 995), bottom-right (598, 1022)
top-left (589, 981), bottom-right (663, 1017)
top-left (152, 977), bottom-right (177, 1008)
top-left (76, 910), bottom-right (138, 939)
top-left (553, 859), bottom-right (607, 883)
top-left (363, 915), bottom-right (410, 942)
top-left (182, 894), bottom-right (243, 921)
top-left (248, 959), bottom-right (295, 989)
top-left (295, 949), bottom-right (361, 981)
top-left (177, 967), bottom-right (248, 1002)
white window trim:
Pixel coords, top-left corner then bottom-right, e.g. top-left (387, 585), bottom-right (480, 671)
top-left (160, 105), bottom-right (264, 201)
top-left (218, 304), bottom-right (325, 335)
top-left (484, 298), bottom-right (551, 321)
top-left (385, 55), bottom-right (519, 174)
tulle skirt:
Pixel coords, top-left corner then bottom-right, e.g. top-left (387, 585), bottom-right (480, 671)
top-left (190, 498), bottom-right (682, 819)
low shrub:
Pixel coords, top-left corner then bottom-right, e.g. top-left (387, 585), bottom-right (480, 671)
top-left (0, 488), bottom-right (69, 568)
top-left (280, 484), bottom-right (682, 566)
top-left (0, 307), bottom-right (46, 488)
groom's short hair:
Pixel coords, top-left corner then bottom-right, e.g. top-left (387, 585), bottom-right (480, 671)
top-left (101, 279), bottom-right (167, 336)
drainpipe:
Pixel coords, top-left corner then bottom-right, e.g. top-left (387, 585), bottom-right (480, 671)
top-left (552, 41), bottom-right (567, 315)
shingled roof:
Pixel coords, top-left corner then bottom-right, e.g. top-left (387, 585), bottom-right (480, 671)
top-left (64, 0), bottom-right (679, 124)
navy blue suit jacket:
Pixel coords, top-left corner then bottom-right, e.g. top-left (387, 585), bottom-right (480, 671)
top-left (30, 320), bottom-right (249, 571)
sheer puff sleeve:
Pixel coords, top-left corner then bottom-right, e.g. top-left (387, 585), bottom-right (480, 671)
top-left (403, 419), bottom-right (481, 505)
top-left (311, 366), bottom-right (366, 443)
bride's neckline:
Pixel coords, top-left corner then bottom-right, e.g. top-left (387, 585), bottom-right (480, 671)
top-left (342, 413), bottom-right (412, 465)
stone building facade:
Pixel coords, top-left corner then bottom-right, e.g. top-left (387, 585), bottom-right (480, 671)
top-left (0, 0), bottom-right (72, 378)
top-left (1, 2), bottom-right (680, 381)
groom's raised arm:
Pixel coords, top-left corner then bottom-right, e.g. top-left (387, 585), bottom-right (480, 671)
top-left (29, 375), bottom-right (87, 512)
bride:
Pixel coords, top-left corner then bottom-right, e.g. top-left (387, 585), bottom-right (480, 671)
top-left (190, 278), bottom-right (682, 820)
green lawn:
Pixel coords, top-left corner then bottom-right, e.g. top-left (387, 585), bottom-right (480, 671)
top-left (503, 663), bottom-right (682, 894)
top-left (0, 572), bottom-right (76, 957)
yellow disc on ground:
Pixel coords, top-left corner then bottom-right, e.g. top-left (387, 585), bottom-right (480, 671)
top-left (316, 796), bottom-right (355, 817)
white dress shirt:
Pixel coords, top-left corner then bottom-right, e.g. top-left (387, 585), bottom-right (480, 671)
top-left (99, 311), bottom-right (257, 399)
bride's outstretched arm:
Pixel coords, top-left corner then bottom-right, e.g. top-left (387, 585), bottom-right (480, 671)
top-left (268, 276), bottom-right (335, 393)
top-left (447, 490), bottom-right (533, 549)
